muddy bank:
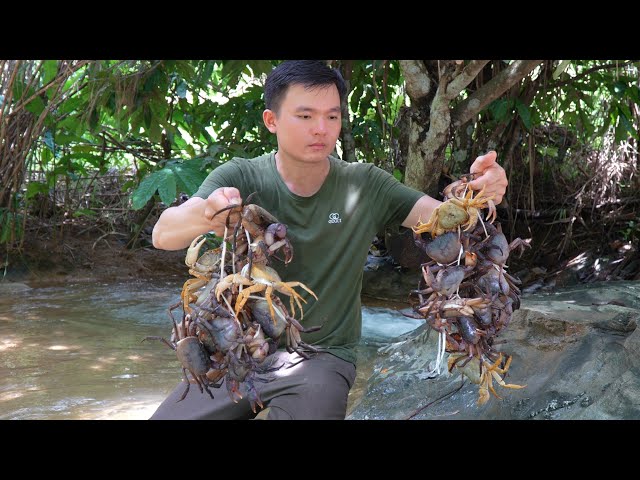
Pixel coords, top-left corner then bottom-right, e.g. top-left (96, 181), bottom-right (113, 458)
top-left (3, 229), bottom-right (186, 287)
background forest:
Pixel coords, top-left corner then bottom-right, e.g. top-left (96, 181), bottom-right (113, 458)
top-left (1, 60), bottom-right (638, 287)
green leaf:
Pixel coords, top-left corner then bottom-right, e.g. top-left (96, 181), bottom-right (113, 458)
top-left (55, 133), bottom-right (84, 145)
top-left (393, 168), bottom-right (403, 182)
top-left (43, 60), bottom-right (58, 84)
top-left (247, 60), bottom-right (274, 77)
top-left (147, 120), bottom-right (162, 144)
top-left (157, 171), bottom-right (177, 205)
top-left (167, 159), bottom-right (208, 194)
top-left (578, 108), bottom-right (594, 138)
top-left (25, 182), bottom-right (49, 200)
top-left (613, 81), bottom-right (627, 98)
top-left (615, 117), bottom-right (627, 143)
top-left (221, 60), bottom-right (249, 89)
top-left (552, 60), bottom-right (571, 80)
top-left (73, 209), bottom-right (97, 218)
top-left (536, 145), bottom-right (558, 158)
top-left (0, 221), bottom-right (11, 243)
top-left (59, 96), bottom-right (85, 115)
top-left (490, 98), bottom-right (511, 122)
top-left (24, 96), bottom-right (46, 116)
top-left (143, 105), bottom-right (153, 130)
top-left (72, 144), bottom-right (98, 153)
top-left (89, 108), bottom-right (100, 132)
top-left (121, 179), bottom-right (136, 192)
top-left (202, 61), bottom-right (215, 85)
top-left (619, 111), bottom-right (639, 140)
top-left (515, 100), bottom-right (532, 130)
top-left (12, 78), bottom-right (28, 100)
top-left (131, 170), bottom-right (165, 210)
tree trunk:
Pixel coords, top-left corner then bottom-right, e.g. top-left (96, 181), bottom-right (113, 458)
top-left (399, 60), bottom-right (543, 195)
top-left (389, 60), bottom-right (543, 267)
top-left (338, 60), bottom-right (356, 162)
top-left (402, 92), bottom-right (451, 197)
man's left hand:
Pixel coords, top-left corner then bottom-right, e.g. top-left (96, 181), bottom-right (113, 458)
top-left (468, 151), bottom-right (508, 204)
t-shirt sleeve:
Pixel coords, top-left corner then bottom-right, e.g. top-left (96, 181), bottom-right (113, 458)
top-left (366, 164), bottom-right (425, 231)
top-left (193, 158), bottom-right (246, 199)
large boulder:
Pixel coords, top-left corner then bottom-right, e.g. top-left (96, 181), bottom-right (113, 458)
top-left (348, 281), bottom-right (640, 420)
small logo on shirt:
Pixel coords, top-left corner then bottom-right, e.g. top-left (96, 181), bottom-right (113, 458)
top-left (328, 212), bottom-right (342, 224)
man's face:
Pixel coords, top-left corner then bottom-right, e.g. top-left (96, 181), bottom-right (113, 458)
top-left (265, 83), bottom-right (342, 164)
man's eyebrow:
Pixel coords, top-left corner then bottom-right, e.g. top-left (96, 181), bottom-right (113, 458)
top-left (294, 106), bottom-right (342, 113)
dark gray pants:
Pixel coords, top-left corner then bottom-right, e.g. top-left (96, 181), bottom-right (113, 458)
top-left (149, 351), bottom-right (356, 420)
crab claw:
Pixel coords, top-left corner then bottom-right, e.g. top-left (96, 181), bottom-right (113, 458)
top-left (225, 377), bottom-right (243, 403)
top-left (245, 381), bottom-right (264, 413)
top-left (486, 199), bottom-right (497, 223)
top-left (185, 235), bottom-right (207, 268)
top-left (265, 223), bottom-right (293, 263)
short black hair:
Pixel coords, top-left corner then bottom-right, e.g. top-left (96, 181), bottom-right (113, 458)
top-left (264, 60), bottom-right (347, 114)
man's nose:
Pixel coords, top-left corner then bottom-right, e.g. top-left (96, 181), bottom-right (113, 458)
top-left (312, 118), bottom-right (327, 135)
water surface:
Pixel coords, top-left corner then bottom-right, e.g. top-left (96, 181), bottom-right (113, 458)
top-left (0, 280), bottom-right (421, 419)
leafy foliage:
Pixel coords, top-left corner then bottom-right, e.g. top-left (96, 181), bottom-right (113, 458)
top-left (131, 158), bottom-right (209, 209)
top-left (2, 59), bottom-right (639, 261)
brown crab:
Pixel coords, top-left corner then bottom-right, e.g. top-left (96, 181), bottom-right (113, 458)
top-left (448, 352), bottom-right (526, 406)
top-left (143, 312), bottom-right (219, 402)
top-left (216, 263), bottom-right (318, 323)
top-left (413, 185), bottom-right (496, 238)
top-left (180, 235), bottom-right (222, 313)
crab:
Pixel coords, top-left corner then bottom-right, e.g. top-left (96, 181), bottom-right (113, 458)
top-left (414, 231), bottom-right (462, 265)
top-left (413, 185), bottom-right (496, 238)
top-left (180, 235), bottom-right (222, 313)
top-left (143, 312), bottom-right (220, 402)
top-left (212, 194), bottom-right (294, 267)
top-left (248, 296), bottom-right (322, 359)
top-left (215, 263), bottom-right (317, 323)
top-left (448, 352), bottom-right (526, 406)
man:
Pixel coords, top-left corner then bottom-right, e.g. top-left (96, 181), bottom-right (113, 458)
top-left (150, 60), bottom-right (508, 419)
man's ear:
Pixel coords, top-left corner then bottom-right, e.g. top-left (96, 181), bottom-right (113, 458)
top-left (263, 109), bottom-right (277, 133)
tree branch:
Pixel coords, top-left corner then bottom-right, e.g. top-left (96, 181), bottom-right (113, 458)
top-left (547, 60), bottom-right (636, 89)
top-left (399, 60), bottom-right (431, 101)
top-left (451, 60), bottom-right (543, 128)
top-left (445, 60), bottom-right (490, 99)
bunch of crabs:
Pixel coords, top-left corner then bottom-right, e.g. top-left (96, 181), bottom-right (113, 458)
top-left (410, 175), bottom-right (530, 405)
top-left (145, 194), bottom-right (319, 413)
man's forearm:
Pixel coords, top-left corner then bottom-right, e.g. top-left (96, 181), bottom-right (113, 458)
top-left (152, 197), bottom-right (216, 251)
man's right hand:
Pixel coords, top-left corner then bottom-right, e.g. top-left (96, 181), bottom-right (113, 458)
top-left (152, 187), bottom-right (244, 251)
top-left (204, 187), bottom-right (244, 235)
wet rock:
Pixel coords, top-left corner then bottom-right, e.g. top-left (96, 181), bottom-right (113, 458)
top-left (0, 282), bottom-right (32, 295)
top-left (347, 281), bottom-right (640, 420)
top-left (361, 259), bottom-right (420, 303)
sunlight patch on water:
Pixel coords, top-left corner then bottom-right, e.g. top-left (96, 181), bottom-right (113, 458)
top-left (96, 356), bottom-right (118, 363)
top-left (0, 341), bottom-right (19, 351)
top-left (0, 391), bottom-right (23, 402)
top-left (47, 345), bottom-right (78, 351)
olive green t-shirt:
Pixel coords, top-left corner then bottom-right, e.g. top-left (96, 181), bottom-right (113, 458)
top-left (194, 153), bottom-right (424, 365)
